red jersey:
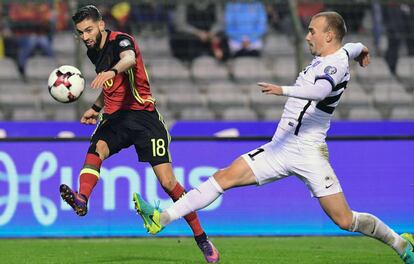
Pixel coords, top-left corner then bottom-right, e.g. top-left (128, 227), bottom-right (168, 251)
top-left (87, 30), bottom-right (155, 114)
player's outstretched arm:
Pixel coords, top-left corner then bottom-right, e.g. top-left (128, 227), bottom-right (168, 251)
top-left (343, 42), bottom-right (370, 68)
top-left (257, 80), bottom-right (331, 101)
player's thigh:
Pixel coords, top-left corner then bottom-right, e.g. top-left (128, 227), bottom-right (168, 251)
top-left (240, 141), bottom-right (289, 186)
top-left (213, 157), bottom-right (256, 190)
top-left (318, 192), bottom-right (353, 229)
top-left (133, 110), bottom-right (171, 164)
top-left (90, 119), bottom-right (130, 157)
top-left (293, 143), bottom-right (342, 198)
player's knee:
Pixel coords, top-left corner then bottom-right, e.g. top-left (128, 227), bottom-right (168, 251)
top-left (335, 216), bottom-right (353, 230)
top-left (94, 140), bottom-right (110, 160)
top-left (158, 176), bottom-right (177, 191)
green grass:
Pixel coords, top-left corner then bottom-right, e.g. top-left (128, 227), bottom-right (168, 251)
top-left (0, 236), bottom-right (402, 264)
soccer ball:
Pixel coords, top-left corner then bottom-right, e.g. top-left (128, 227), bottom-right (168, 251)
top-left (48, 65), bottom-right (85, 103)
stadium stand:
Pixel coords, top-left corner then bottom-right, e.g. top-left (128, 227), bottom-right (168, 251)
top-left (0, 1), bottom-right (412, 121)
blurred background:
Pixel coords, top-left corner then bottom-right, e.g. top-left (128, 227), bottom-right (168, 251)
top-left (0, 0), bottom-right (413, 244)
top-left (0, 0), bottom-right (413, 124)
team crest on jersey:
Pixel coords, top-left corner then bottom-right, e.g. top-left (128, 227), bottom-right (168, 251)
top-left (119, 39), bottom-right (131, 47)
top-left (324, 66), bottom-right (337, 75)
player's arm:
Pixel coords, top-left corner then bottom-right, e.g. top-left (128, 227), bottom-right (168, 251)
top-left (343, 42), bottom-right (370, 67)
top-left (90, 49), bottom-right (136, 89)
top-left (81, 91), bottom-right (103, 125)
top-left (258, 80), bottom-right (331, 101)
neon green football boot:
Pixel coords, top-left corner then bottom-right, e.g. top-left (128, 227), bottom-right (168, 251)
top-left (401, 233), bottom-right (414, 264)
top-left (133, 193), bottom-right (163, 235)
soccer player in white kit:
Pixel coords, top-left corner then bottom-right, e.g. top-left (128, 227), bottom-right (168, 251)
top-left (133, 11), bottom-right (414, 263)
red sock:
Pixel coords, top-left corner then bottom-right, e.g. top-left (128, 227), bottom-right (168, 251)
top-left (165, 183), bottom-right (204, 236)
top-left (79, 153), bottom-right (102, 199)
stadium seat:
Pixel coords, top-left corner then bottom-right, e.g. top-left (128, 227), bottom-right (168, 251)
top-left (373, 81), bottom-right (412, 107)
top-left (26, 57), bottom-right (58, 80)
top-left (207, 93), bottom-right (249, 110)
top-left (191, 56), bottom-right (230, 82)
top-left (390, 106), bottom-right (414, 120)
top-left (0, 58), bottom-right (20, 80)
top-left (232, 57), bottom-right (274, 82)
top-left (222, 107), bottom-right (257, 120)
top-left (52, 32), bottom-right (76, 56)
top-left (348, 107), bottom-right (383, 120)
top-left (263, 34), bottom-right (295, 56)
top-left (52, 107), bottom-right (78, 121)
top-left (249, 89), bottom-right (287, 115)
top-left (273, 57), bottom-right (297, 83)
top-left (147, 58), bottom-right (190, 81)
top-left (261, 108), bottom-right (284, 121)
top-left (167, 93), bottom-right (208, 111)
top-left (396, 56), bottom-right (414, 81)
top-left (180, 107), bottom-right (216, 120)
top-left (12, 108), bottom-right (48, 120)
top-left (355, 57), bottom-right (392, 83)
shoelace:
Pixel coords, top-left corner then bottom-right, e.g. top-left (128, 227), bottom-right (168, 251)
top-left (153, 200), bottom-right (162, 212)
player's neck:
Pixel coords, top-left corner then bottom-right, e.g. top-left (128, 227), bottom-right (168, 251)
top-left (99, 30), bottom-right (108, 50)
top-left (319, 43), bottom-right (342, 57)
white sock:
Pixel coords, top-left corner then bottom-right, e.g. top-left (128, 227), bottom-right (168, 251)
top-left (161, 177), bottom-right (224, 226)
top-left (349, 211), bottom-right (407, 255)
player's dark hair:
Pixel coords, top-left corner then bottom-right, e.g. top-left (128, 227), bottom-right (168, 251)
top-left (313, 11), bottom-right (347, 41)
top-left (72, 5), bottom-right (102, 24)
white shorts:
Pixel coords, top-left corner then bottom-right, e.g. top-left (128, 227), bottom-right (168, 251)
top-left (241, 129), bottom-right (342, 198)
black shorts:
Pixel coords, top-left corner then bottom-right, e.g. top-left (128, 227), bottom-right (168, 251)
top-left (91, 109), bottom-right (171, 165)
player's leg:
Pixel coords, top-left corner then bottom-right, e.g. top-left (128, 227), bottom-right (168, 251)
top-left (134, 141), bottom-right (286, 232)
top-left (133, 156), bottom-right (255, 233)
top-left (161, 156), bottom-right (256, 226)
top-left (318, 192), bottom-right (412, 262)
top-left (152, 162), bottom-right (220, 263)
top-left (60, 119), bottom-right (122, 216)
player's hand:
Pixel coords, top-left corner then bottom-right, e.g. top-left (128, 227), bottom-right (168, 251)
top-left (91, 71), bottom-right (116, 89)
top-left (355, 46), bottom-right (370, 68)
top-left (257, 82), bottom-right (283, 96)
top-left (81, 108), bottom-right (99, 125)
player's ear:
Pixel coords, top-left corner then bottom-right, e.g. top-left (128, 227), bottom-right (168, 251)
top-left (326, 30), bottom-right (334, 43)
top-left (98, 20), bottom-right (105, 32)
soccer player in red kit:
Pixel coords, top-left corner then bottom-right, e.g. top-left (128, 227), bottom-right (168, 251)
top-left (59, 5), bottom-right (219, 263)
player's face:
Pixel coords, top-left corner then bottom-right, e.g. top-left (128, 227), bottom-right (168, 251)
top-left (75, 18), bottom-right (105, 49)
top-left (305, 17), bottom-right (329, 56)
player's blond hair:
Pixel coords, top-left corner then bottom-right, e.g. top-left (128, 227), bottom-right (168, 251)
top-left (312, 11), bottom-right (347, 41)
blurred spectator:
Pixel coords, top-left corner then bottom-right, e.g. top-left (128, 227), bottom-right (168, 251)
top-left (297, 0), bottom-right (324, 28)
top-left (382, 2), bottom-right (414, 77)
top-left (131, 1), bottom-right (170, 33)
top-left (265, 3), bottom-right (290, 33)
top-left (0, 3), bottom-right (17, 60)
top-left (169, 2), bottom-right (229, 65)
top-left (325, 1), bottom-right (368, 33)
top-left (225, 2), bottom-right (267, 58)
top-left (98, 3), bottom-right (132, 34)
top-left (8, 1), bottom-right (54, 81)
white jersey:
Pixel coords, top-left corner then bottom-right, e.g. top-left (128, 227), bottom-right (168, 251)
top-left (276, 48), bottom-right (350, 142)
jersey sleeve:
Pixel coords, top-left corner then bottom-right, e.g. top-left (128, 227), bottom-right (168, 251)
top-left (314, 57), bottom-right (348, 90)
top-left (114, 34), bottom-right (136, 55)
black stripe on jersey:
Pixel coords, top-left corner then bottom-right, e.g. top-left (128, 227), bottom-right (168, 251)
top-left (315, 75), bottom-right (335, 89)
top-left (316, 81), bottom-right (348, 114)
top-left (333, 81), bottom-right (348, 91)
top-left (295, 100), bottom-right (312, 136)
top-left (343, 48), bottom-right (350, 59)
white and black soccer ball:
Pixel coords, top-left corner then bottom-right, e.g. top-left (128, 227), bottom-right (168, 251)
top-left (48, 65), bottom-right (85, 103)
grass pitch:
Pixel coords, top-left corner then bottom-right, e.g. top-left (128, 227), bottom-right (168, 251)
top-left (1, 236), bottom-right (402, 264)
